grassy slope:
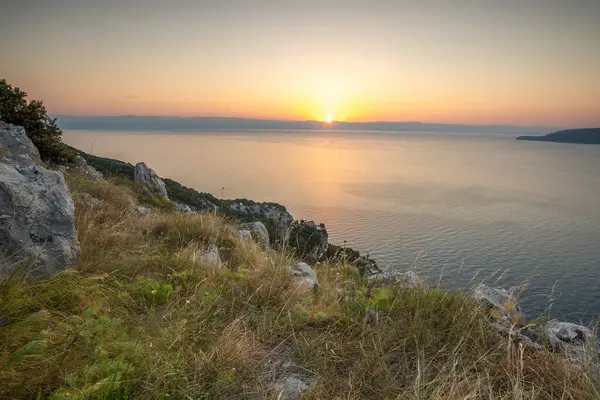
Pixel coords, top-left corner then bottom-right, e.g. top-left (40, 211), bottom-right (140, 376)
top-left (0, 174), bottom-right (598, 399)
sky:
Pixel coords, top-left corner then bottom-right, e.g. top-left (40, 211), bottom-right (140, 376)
top-left (1, 0), bottom-right (599, 127)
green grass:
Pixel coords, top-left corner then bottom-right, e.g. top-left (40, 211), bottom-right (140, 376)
top-left (0, 173), bottom-right (598, 399)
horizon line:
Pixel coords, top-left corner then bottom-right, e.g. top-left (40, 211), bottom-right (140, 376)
top-left (53, 114), bottom-right (562, 129)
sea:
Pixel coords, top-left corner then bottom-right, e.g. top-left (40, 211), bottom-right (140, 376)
top-left (63, 129), bottom-right (600, 324)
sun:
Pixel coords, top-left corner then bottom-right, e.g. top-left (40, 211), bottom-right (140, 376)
top-left (325, 115), bottom-right (333, 123)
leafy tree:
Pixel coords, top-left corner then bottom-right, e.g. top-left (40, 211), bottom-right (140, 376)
top-left (0, 78), bottom-right (73, 163)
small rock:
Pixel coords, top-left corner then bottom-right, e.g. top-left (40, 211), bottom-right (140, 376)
top-left (136, 206), bottom-right (150, 214)
top-left (273, 376), bottom-right (310, 400)
top-left (175, 203), bottom-right (192, 213)
top-left (369, 269), bottom-right (420, 287)
top-left (241, 221), bottom-right (270, 250)
top-left (57, 165), bottom-right (68, 173)
top-left (291, 262), bottom-right (318, 290)
top-left (134, 162), bottom-right (168, 199)
top-left (199, 244), bottom-right (222, 269)
top-left (238, 230), bottom-right (252, 240)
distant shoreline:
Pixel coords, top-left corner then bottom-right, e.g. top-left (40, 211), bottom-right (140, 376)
top-left (517, 128), bottom-right (600, 145)
top-left (55, 115), bottom-right (556, 135)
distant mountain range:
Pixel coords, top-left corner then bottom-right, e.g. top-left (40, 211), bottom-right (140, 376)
top-left (54, 115), bottom-right (557, 134)
top-left (517, 128), bottom-right (600, 144)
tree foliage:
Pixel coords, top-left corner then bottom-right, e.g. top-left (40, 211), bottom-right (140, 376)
top-left (0, 78), bottom-right (73, 163)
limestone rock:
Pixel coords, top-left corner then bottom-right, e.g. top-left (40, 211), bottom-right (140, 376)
top-left (241, 221), bottom-right (270, 250)
top-left (291, 262), bottom-right (318, 290)
top-left (544, 320), bottom-right (593, 350)
top-left (370, 269), bottom-right (420, 287)
top-left (266, 359), bottom-right (313, 400)
top-left (134, 162), bottom-right (168, 199)
top-left (74, 154), bottom-right (103, 181)
top-left (199, 244), bottom-right (222, 269)
top-left (0, 122), bottom-right (40, 163)
top-left (472, 284), bottom-right (525, 325)
top-left (0, 161), bottom-right (80, 276)
top-left (175, 203), bottom-right (192, 213)
top-left (228, 201), bottom-right (293, 241)
top-left (238, 230), bottom-right (252, 240)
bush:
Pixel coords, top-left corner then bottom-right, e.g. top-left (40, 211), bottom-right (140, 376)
top-left (0, 78), bottom-right (73, 164)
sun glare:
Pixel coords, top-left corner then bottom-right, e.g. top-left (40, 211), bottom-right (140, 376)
top-left (325, 115), bottom-right (333, 123)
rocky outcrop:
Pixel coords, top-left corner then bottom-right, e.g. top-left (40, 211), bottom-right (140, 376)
top-left (288, 220), bottom-right (329, 261)
top-left (199, 244), bottom-right (222, 269)
top-left (134, 162), bottom-right (168, 199)
top-left (0, 122), bottom-right (80, 276)
top-left (241, 221), bottom-right (270, 250)
top-left (228, 201), bottom-right (293, 242)
top-left (472, 284), bottom-right (525, 325)
top-left (544, 320), bottom-right (594, 355)
top-left (291, 262), bottom-right (318, 290)
top-left (327, 243), bottom-right (381, 276)
top-left (74, 154), bottom-right (103, 181)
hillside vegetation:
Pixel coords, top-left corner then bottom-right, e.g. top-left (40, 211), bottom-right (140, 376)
top-left (1, 172), bottom-right (598, 399)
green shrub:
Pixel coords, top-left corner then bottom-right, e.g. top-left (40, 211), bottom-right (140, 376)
top-left (0, 78), bottom-right (73, 164)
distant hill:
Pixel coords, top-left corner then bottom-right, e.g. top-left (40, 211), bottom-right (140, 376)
top-left (517, 128), bottom-right (600, 144)
top-left (54, 115), bottom-right (555, 134)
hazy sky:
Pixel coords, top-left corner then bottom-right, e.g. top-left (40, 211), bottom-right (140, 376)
top-left (1, 0), bottom-right (599, 127)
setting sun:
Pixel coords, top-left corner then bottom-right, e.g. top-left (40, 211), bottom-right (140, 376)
top-left (325, 115), bottom-right (333, 123)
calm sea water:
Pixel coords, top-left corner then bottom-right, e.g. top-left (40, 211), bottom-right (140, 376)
top-left (63, 130), bottom-right (600, 323)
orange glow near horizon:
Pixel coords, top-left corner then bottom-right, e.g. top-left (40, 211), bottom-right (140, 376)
top-left (1, 2), bottom-right (599, 128)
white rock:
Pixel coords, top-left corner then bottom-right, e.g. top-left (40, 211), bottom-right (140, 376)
top-left (273, 376), bottom-right (310, 400)
top-left (291, 262), bottom-right (318, 290)
top-left (199, 244), bottom-right (222, 269)
top-left (238, 229), bottom-right (252, 240)
top-left (134, 162), bottom-right (168, 199)
top-left (472, 283), bottom-right (524, 323)
top-left (370, 269), bottom-right (420, 287)
top-left (241, 221), bottom-right (270, 250)
top-left (0, 123), bottom-right (80, 276)
top-left (135, 205), bottom-right (150, 214)
top-left (175, 203), bottom-right (192, 213)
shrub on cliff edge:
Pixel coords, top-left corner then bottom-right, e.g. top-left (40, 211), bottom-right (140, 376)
top-left (0, 78), bottom-right (73, 163)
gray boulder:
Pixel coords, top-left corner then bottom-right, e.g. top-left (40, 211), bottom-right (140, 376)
top-left (291, 262), bottom-right (318, 290)
top-left (472, 283), bottom-right (525, 324)
top-left (199, 244), bottom-right (222, 269)
top-left (74, 154), bottom-right (103, 181)
top-left (0, 122), bottom-right (40, 162)
top-left (0, 123), bottom-right (80, 276)
top-left (241, 221), bottom-right (270, 250)
top-left (134, 162), bottom-right (168, 199)
top-left (544, 320), bottom-right (593, 350)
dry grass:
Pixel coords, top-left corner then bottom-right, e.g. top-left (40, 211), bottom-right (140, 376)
top-left (0, 173), bottom-right (598, 399)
